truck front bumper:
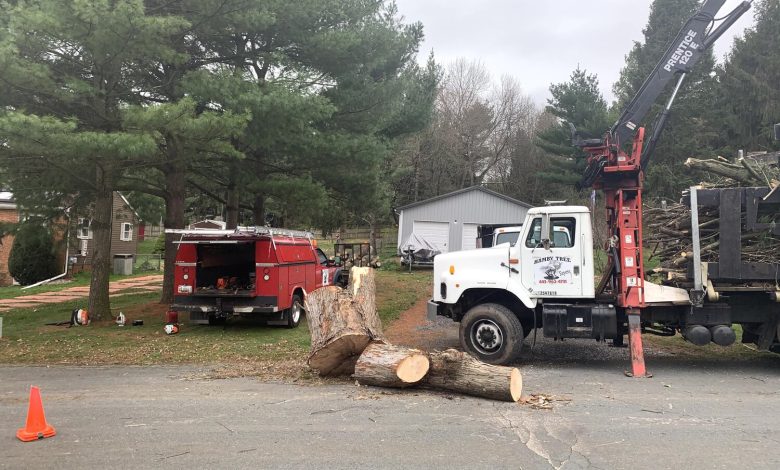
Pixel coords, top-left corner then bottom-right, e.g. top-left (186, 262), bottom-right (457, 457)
top-left (427, 299), bottom-right (440, 321)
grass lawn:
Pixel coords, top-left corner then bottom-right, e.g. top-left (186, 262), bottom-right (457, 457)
top-left (0, 267), bottom-right (433, 380)
top-left (136, 237), bottom-right (159, 255)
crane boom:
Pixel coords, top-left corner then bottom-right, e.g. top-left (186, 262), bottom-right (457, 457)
top-left (578, 0), bottom-right (752, 189)
top-left (612, 0), bottom-right (752, 152)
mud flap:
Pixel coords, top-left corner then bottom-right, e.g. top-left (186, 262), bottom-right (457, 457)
top-left (427, 300), bottom-right (440, 321)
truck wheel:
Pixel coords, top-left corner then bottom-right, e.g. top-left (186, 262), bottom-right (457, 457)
top-left (286, 294), bottom-right (304, 329)
top-left (460, 303), bottom-right (524, 365)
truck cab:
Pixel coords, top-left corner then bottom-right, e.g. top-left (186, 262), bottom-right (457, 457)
top-left (429, 206), bottom-right (603, 363)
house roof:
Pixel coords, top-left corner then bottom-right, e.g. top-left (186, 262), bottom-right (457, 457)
top-left (396, 186), bottom-right (533, 211)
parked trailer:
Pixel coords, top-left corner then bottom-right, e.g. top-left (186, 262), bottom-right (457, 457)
top-left (167, 227), bottom-right (342, 328)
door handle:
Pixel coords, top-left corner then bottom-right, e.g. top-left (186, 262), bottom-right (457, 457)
top-left (501, 262), bottom-right (519, 274)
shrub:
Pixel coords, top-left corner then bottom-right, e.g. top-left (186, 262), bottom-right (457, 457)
top-left (8, 222), bottom-right (57, 285)
top-left (152, 235), bottom-right (165, 254)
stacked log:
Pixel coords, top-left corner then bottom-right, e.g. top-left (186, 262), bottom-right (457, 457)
top-left (684, 153), bottom-right (779, 188)
top-left (305, 267), bottom-right (523, 402)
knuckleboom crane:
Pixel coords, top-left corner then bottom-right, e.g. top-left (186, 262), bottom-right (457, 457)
top-left (575, 0), bottom-right (752, 376)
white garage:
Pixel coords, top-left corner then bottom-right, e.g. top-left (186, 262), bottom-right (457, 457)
top-left (396, 186), bottom-right (532, 254)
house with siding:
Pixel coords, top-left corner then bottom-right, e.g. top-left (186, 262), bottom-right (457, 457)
top-left (395, 186), bottom-right (533, 255)
top-left (70, 192), bottom-right (140, 273)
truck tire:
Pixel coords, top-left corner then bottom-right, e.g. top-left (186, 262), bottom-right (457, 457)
top-left (286, 294), bottom-right (304, 329)
top-left (459, 303), bottom-right (524, 365)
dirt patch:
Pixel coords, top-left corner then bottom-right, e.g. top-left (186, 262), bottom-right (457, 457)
top-left (384, 297), bottom-right (459, 350)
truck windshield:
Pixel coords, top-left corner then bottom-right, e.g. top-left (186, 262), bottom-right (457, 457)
top-left (316, 248), bottom-right (328, 265)
top-left (495, 232), bottom-right (520, 246)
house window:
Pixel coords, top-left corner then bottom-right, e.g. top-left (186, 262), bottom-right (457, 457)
top-left (79, 239), bottom-right (89, 256)
top-left (77, 218), bottom-right (92, 239)
top-left (121, 222), bottom-right (133, 241)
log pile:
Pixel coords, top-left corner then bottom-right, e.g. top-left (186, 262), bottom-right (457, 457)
top-left (335, 243), bottom-right (382, 269)
top-left (684, 152), bottom-right (779, 188)
top-left (644, 152), bottom-right (780, 282)
top-left (305, 267), bottom-right (523, 402)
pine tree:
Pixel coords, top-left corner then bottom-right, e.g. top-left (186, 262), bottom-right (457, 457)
top-left (714, 0), bottom-right (780, 153)
top-left (535, 68), bottom-right (611, 198)
top-left (0, 1), bottom-right (186, 318)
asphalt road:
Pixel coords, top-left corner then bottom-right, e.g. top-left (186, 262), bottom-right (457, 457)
top-left (2, 350), bottom-right (779, 470)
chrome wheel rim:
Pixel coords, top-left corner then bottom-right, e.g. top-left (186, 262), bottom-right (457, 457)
top-left (292, 301), bottom-right (302, 323)
top-left (471, 319), bottom-right (502, 355)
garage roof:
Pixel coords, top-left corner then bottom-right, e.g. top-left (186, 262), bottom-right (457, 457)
top-left (396, 186), bottom-right (533, 211)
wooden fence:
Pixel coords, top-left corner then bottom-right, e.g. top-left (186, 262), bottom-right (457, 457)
top-left (315, 227), bottom-right (398, 256)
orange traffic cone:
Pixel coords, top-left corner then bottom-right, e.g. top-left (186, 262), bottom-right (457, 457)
top-left (16, 386), bottom-right (56, 442)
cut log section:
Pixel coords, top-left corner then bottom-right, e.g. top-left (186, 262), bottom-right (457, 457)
top-left (354, 342), bottom-right (430, 387)
top-left (424, 349), bottom-right (522, 402)
top-left (305, 268), bottom-right (384, 376)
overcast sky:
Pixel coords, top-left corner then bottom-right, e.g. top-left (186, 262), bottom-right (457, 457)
top-left (394, 0), bottom-right (756, 106)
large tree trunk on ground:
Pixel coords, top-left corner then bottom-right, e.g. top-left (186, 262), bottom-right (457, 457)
top-left (348, 267), bottom-right (380, 325)
top-left (305, 268), bottom-right (384, 376)
top-left (161, 142), bottom-right (186, 305)
top-left (354, 342), bottom-right (429, 387)
top-left (424, 349), bottom-right (522, 402)
top-left (87, 164), bottom-right (114, 321)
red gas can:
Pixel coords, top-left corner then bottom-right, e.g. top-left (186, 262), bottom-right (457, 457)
top-left (165, 310), bottom-right (179, 324)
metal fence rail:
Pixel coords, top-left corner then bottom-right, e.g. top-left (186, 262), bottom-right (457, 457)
top-left (134, 254), bottom-right (164, 272)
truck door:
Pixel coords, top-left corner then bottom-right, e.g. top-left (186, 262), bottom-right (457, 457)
top-left (314, 248), bottom-right (330, 288)
top-left (518, 214), bottom-right (585, 298)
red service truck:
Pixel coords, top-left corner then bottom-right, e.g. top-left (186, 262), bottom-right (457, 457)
top-left (168, 227), bottom-right (342, 327)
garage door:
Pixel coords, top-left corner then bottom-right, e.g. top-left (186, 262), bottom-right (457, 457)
top-left (462, 223), bottom-right (479, 251)
top-left (413, 221), bottom-right (449, 253)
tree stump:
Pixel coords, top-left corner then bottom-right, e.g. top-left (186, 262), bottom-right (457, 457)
top-left (424, 349), bottom-right (522, 402)
top-left (354, 342), bottom-right (430, 387)
top-left (305, 267), bottom-right (384, 376)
